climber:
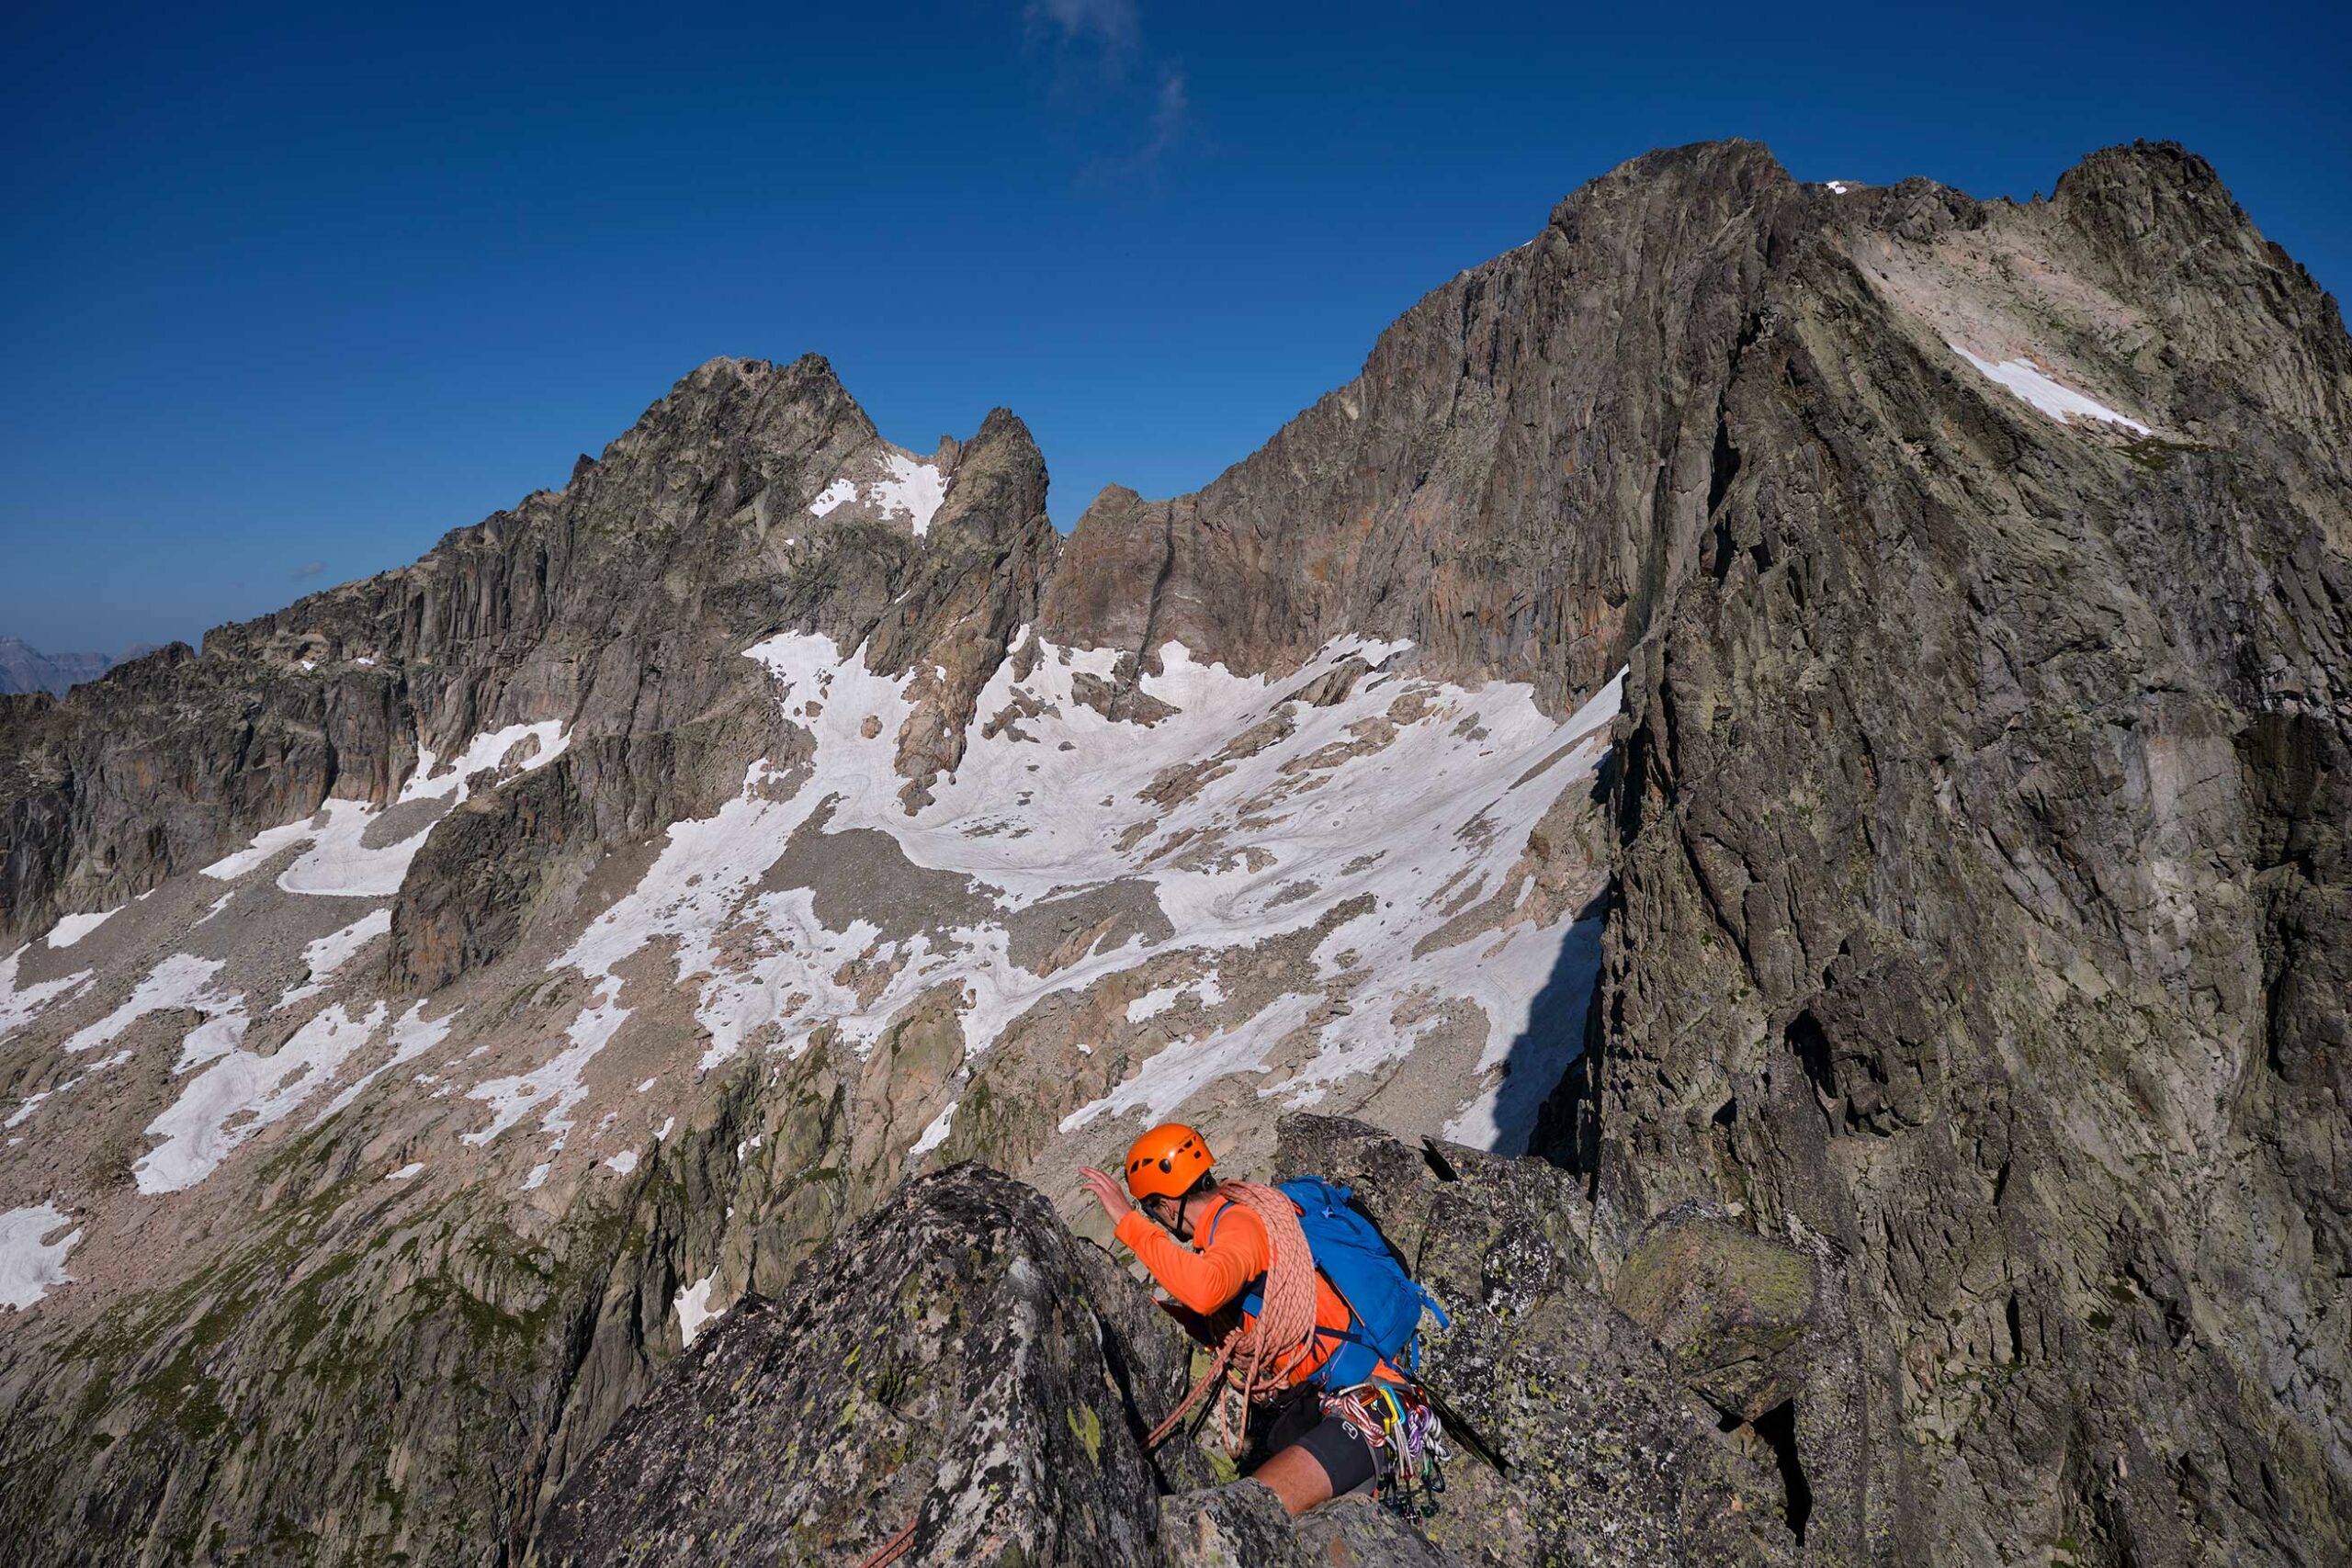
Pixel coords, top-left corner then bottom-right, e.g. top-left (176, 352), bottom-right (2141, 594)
top-left (1078, 1122), bottom-right (1448, 1517)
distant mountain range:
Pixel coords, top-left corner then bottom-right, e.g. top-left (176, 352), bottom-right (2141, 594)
top-left (0, 637), bottom-right (167, 695)
top-left (0, 637), bottom-right (114, 695)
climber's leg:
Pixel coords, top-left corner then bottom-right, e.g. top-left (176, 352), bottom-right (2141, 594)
top-left (1250, 1441), bottom-right (1337, 1515)
top-left (1250, 1413), bottom-right (1378, 1516)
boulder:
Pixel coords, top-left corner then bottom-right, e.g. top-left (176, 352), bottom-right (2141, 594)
top-left (533, 1163), bottom-right (1201, 1567)
top-left (1611, 1210), bottom-right (1818, 1424)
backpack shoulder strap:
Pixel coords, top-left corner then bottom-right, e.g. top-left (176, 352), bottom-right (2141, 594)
top-left (1199, 1191), bottom-right (1256, 1247)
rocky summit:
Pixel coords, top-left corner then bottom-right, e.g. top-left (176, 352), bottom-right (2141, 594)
top-left (0, 140), bottom-right (2345, 1567)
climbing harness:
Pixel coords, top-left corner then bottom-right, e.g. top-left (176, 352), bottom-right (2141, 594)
top-left (1144, 1181), bottom-right (1323, 1455)
top-left (1319, 1381), bottom-right (1451, 1517)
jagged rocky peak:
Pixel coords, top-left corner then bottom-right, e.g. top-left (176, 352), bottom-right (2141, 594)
top-left (0, 359), bottom-right (1057, 945)
top-left (1041, 135), bottom-right (2348, 723)
top-left (1041, 138), bottom-right (1805, 716)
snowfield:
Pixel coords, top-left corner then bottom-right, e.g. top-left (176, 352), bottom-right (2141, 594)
top-left (505, 628), bottom-right (1620, 1172)
top-left (2, 622), bottom-right (1622, 1235)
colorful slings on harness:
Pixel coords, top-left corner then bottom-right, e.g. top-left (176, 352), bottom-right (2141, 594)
top-left (1319, 1381), bottom-right (1450, 1517)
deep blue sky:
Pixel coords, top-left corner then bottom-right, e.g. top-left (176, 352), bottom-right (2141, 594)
top-left (6, 0), bottom-right (2348, 655)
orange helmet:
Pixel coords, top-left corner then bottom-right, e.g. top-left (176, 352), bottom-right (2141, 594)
top-left (1125, 1122), bottom-right (1213, 1201)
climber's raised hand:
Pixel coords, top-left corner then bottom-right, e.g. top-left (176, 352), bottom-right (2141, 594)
top-left (1078, 1165), bottom-right (1134, 1225)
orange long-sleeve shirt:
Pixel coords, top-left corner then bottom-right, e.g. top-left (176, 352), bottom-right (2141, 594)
top-left (1114, 1192), bottom-right (1388, 1389)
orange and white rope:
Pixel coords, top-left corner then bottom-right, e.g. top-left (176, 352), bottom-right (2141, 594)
top-left (1144, 1182), bottom-right (1321, 1455)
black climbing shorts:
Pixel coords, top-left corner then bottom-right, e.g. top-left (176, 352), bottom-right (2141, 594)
top-left (1248, 1383), bottom-right (1380, 1496)
top-left (1288, 1410), bottom-right (1380, 1495)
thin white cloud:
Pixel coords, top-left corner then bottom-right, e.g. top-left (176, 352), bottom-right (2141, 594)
top-left (1080, 66), bottom-right (1191, 183)
top-left (1140, 68), bottom-right (1187, 164)
top-left (1024, 0), bottom-right (1193, 181)
top-left (1028, 0), bottom-right (1140, 62)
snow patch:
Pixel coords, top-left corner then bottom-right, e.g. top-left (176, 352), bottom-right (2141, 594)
top-left (603, 1148), bottom-right (639, 1175)
top-left (909, 1100), bottom-right (958, 1157)
top-left (137, 1001), bottom-right (388, 1192)
top-left (1061, 991), bottom-right (1325, 1133)
top-left (1, 948), bottom-right (94, 1043)
top-left (201, 818), bottom-right (319, 880)
top-left (6, 1047), bottom-right (134, 1132)
top-left (46, 908), bottom-right (119, 948)
top-left (675, 1271), bottom-right (722, 1347)
top-left (808, 477), bottom-right (859, 517)
top-left (0, 1203), bottom-right (82, 1310)
top-left (62, 953), bottom-right (237, 1055)
top-left (399, 721), bottom-right (571, 806)
top-left (460, 980), bottom-right (628, 1171)
top-left (311, 1002), bottom-right (458, 1125)
top-left (1951, 344), bottom-right (2152, 434)
top-left (1126, 973), bottom-right (1226, 1023)
top-left (274, 801), bottom-right (423, 897)
top-left (385, 1162), bottom-right (424, 1180)
top-left (199, 799), bottom-right (422, 897)
top-left (1126, 985), bottom-right (1185, 1023)
top-left (872, 453), bottom-right (948, 536)
top-left (279, 908), bottom-right (392, 1009)
top-left (807, 456), bottom-right (947, 536)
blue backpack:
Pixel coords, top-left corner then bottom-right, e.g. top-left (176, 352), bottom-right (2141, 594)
top-left (1207, 1176), bottom-right (1451, 1390)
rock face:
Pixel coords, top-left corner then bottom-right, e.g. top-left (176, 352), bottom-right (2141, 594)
top-left (1552, 143), bottom-right (2352, 1564)
top-left (0, 139), bottom-right (2346, 1568)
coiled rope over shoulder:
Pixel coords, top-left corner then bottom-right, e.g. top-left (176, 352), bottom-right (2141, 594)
top-left (1144, 1181), bottom-right (1322, 1454)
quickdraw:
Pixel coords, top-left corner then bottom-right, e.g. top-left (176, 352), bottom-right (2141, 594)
top-left (1319, 1381), bottom-right (1450, 1517)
